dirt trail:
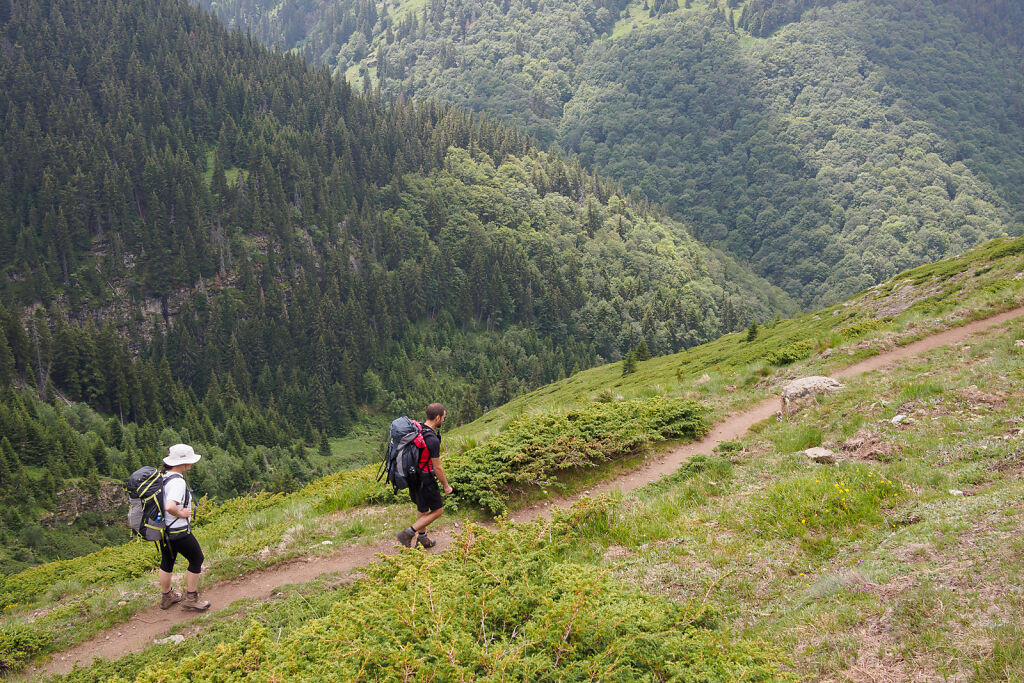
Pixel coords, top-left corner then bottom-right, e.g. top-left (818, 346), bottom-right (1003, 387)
top-left (31, 305), bottom-right (1024, 678)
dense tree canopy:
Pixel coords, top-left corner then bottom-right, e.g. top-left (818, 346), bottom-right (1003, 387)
top-left (212, 0), bottom-right (1024, 304)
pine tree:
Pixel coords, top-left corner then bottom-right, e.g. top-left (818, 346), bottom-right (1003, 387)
top-left (458, 385), bottom-right (480, 425)
top-left (0, 334), bottom-right (14, 386)
top-left (622, 351), bottom-right (638, 376)
top-left (635, 340), bottom-right (651, 361)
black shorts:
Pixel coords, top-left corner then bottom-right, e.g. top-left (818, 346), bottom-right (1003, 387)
top-left (159, 531), bottom-right (205, 574)
top-left (409, 472), bottom-right (444, 513)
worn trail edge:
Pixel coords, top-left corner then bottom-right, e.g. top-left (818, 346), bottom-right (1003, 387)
top-left (32, 305), bottom-right (1024, 678)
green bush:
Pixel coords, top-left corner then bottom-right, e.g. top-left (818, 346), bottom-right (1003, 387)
top-left (449, 397), bottom-right (710, 514)
top-left (0, 622), bottom-right (52, 674)
top-left (764, 340), bottom-right (815, 366)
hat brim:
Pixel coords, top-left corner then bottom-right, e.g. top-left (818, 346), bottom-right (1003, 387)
top-left (163, 452), bottom-right (202, 466)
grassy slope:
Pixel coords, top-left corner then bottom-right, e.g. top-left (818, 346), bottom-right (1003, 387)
top-left (4, 235), bottom-right (1024, 676)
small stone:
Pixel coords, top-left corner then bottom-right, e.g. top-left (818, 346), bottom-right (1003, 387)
top-left (891, 414), bottom-right (907, 425)
top-left (694, 373), bottom-right (712, 385)
top-left (320, 540), bottom-right (333, 546)
top-left (724, 384), bottom-right (737, 393)
top-left (948, 489), bottom-right (965, 496)
top-left (805, 447), bottom-right (836, 464)
top-left (1015, 340), bottom-right (1024, 348)
top-left (154, 634), bottom-right (187, 646)
top-left (117, 600), bottom-right (127, 607)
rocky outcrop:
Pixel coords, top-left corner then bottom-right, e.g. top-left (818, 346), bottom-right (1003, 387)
top-left (780, 376), bottom-right (845, 414)
top-left (41, 481), bottom-right (128, 526)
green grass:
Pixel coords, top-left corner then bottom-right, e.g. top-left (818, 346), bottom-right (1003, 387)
top-left (324, 415), bottom-right (389, 470)
top-left (611, 0), bottom-right (717, 40)
top-left (202, 150), bottom-right (247, 189)
top-left (581, 316), bottom-right (1024, 679)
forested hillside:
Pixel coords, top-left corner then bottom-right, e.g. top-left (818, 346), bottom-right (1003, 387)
top-left (0, 0), bottom-right (783, 571)
top-left (209, 0), bottom-right (1024, 304)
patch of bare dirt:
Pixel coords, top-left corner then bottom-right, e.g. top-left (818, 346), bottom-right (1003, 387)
top-left (954, 385), bottom-right (1008, 409)
top-left (839, 431), bottom-right (896, 461)
top-left (602, 545), bottom-right (635, 563)
top-left (849, 333), bottom-right (899, 353)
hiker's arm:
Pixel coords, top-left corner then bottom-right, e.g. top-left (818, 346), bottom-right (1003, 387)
top-left (166, 499), bottom-right (192, 519)
top-left (432, 459), bottom-right (453, 495)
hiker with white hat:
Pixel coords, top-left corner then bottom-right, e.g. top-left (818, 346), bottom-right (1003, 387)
top-left (157, 443), bottom-right (210, 611)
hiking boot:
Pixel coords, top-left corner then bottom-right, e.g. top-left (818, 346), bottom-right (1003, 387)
top-left (395, 527), bottom-right (416, 547)
top-left (160, 590), bottom-right (183, 610)
top-left (181, 591), bottom-right (210, 611)
top-left (416, 533), bottom-right (436, 549)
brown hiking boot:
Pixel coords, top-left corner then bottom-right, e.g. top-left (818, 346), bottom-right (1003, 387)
top-left (416, 533), bottom-right (436, 548)
top-left (181, 591), bottom-right (210, 611)
top-left (160, 590), bottom-right (183, 610)
top-left (395, 527), bottom-right (416, 547)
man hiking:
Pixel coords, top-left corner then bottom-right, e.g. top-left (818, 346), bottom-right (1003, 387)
top-left (396, 403), bottom-right (452, 548)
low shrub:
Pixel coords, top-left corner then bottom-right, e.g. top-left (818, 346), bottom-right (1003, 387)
top-left (448, 397), bottom-right (710, 514)
top-left (0, 622), bottom-right (52, 674)
top-left (117, 510), bottom-right (790, 682)
top-left (764, 340), bottom-right (815, 366)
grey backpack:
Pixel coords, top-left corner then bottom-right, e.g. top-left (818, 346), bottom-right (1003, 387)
top-left (378, 417), bottom-right (426, 492)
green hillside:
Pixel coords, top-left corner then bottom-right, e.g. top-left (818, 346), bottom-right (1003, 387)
top-left (0, 0), bottom-right (788, 572)
top-left (3, 235), bottom-right (1022, 677)
top-left (202, 0), bottom-right (1024, 304)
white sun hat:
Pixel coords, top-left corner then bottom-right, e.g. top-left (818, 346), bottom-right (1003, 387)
top-left (163, 443), bottom-right (202, 467)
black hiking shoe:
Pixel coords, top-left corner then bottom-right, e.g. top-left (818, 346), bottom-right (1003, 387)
top-left (395, 527), bottom-right (416, 547)
top-left (416, 533), bottom-right (436, 549)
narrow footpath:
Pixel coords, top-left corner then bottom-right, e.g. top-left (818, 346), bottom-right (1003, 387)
top-left (32, 305), bottom-right (1024, 678)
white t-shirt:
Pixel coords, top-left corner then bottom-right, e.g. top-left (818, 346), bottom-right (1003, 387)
top-left (163, 473), bottom-right (191, 530)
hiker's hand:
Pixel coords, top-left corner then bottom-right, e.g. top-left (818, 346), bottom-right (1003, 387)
top-left (178, 507), bottom-right (192, 519)
top-left (443, 484), bottom-right (453, 495)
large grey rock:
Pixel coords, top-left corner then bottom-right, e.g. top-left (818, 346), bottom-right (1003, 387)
top-left (805, 447), bottom-right (837, 464)
top-left (780, 376), bottom-right (845, 414)
top-left (154, 634), bottom-right (186, 646)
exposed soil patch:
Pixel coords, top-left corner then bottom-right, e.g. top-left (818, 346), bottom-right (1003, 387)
top-left (602, 545), bottom-right (635, 563)
top-left (840, 431), bottom-right (896, 462)
top-left (954, 385), bottom-right (1008, 409)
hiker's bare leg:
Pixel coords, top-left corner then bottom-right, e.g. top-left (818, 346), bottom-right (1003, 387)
top-left (412, 507), bottom-right (444, 532)
top-left (159, 569), bottom-right (173, 593)
top-left (186, 570), bottom-right (201, 593)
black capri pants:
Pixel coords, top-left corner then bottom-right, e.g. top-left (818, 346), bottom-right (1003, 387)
top-left (159, 532), bottom-right (205, 574)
